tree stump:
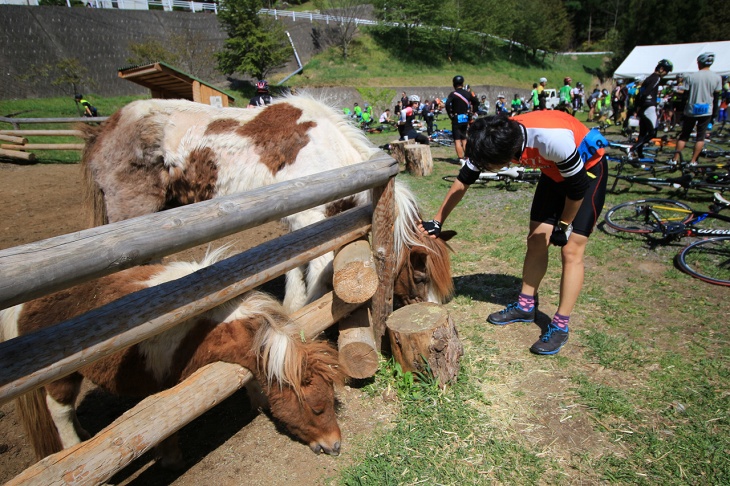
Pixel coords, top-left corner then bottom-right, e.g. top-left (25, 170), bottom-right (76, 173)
top-left (389, 140), bottom-right (408, 165)
top-left (338, 306), bottom-right (379, 379)
top-left (404, 144), bottom-right (433, 176)
top-left (333, 239), bottom-right (378, 304)
top-left (386, 303), bottom-right (463, 386)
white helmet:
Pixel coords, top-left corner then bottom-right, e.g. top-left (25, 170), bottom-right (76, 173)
top-left (408, 94), bottom-right (420, 103)
top-left (539, 77), bottom-right (547, 84)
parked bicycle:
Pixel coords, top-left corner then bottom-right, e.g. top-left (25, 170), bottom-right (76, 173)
top-left (429, 129), bottom-right (454, 148)
top-left (608, 159), bottom-right (730, 195)
top-left (604, 193), bottom-right (730, 286)
top-left (442, 166), bottom-right (541, 188)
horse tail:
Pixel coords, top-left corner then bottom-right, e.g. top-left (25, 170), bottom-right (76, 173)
top-left (77, 121), bottom-right (108, 227)
top-left (16, 388), bottom-right (64, 460)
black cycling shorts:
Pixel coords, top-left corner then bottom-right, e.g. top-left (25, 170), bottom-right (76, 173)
top-left (678, 115), bottom-right (712, 142)
top-left (451, 121), bottom-right (469, 140)
top-left (529, 156), bottom-right (608, 237)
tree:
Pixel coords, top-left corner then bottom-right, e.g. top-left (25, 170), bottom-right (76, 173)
top-left (371, 0), bottom-right (442, 54)
top-left (127, 32), bottom-right (221, 82)
top-left (217, 0), bottom-right (292, 80)
top-left (313, 0), bottom-right (370, 60)
top-left (18, 57), bottom-right (97, 96)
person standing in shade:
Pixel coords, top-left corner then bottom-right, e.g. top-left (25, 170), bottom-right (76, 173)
top-left (671, 53), bottom-right (722, 165)
top-left (630, 59), bottom-right (673, 158)
top-left (445, 75), bottom-right (479, 166)
top-left (418, 111), bottom-right (608, 355)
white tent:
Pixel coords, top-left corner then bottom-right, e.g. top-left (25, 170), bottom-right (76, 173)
top-left (613, 41), bottom-right (730, 80)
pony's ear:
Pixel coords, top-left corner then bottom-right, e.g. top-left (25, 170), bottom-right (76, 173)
top-left (439, 230), bottom-right (457, 242)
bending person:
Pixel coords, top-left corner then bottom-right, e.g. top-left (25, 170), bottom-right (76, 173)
top-left (419, 112), bottom-right (608, 355)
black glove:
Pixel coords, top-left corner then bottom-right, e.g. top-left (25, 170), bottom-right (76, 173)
top-left (422, 219), bottom-right (442, 237)
top-left (550, 222), bottom-right (573, 247)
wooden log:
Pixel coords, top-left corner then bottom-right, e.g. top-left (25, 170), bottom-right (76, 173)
top-left (0, 134), bottom-right (27, 144)
top-left (404, 144), bottom-right (433, 177)
top-left (386, 303), bottom-right (464, 386)
top-left (332, 238), bottom-right (378, 304)
top-left (0, 130), bottom-right (83, 137)
top-left (0, 155), bottom-right (398, 311)
top-left (389, 140), bottom-right (408, 165)
top-left (1, 143), bottom-right (85, 151)
top-left (370, 177), bottom-right (396, 351)
top-left (338, 306), bottom-right (378, 379)
top-left (6, 292), bottom-right (357, 486)
top-left (0, 148), bottom-right (35, 161)
top-left (0, 207), bottom-right (372, 407)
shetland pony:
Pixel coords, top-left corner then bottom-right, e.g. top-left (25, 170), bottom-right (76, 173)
top-left (78, 95), bottom-right (454, 312)
top-left (0, 249), bottom-right (345, 464)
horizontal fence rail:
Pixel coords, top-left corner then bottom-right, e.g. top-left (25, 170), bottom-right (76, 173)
top-left (0, 155), bottom-right (398, 310)
top-left (0, 204), bottom-right (372, 406)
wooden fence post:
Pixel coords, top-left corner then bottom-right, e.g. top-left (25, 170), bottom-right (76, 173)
top-left (370, 177), bottom-right (396, 351)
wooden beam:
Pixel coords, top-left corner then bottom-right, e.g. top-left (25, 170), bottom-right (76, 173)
top-left (5, 287), bottom-right (355, 486)
top-left (0, 148), bottom-right (35, 161)
top-left (1, 144), bottom-right (84, 151)
top-left (370, 177), bottom-right (397, 350)
top-left (0, 207), bottom-right (372, 406)
top-left (0, 155), bottom-right (398, 310)
top-left (0, 134), bottom-right (27, 144)
top-left (0, 130), bottom-right (84, 137)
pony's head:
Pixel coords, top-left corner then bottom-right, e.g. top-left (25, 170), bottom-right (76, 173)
top-left (248, 304), bottom-right (344, 455)
top-left (263, 341), bottom-right (344, 455)
top-left (392, 182), bottom-right (455, 307)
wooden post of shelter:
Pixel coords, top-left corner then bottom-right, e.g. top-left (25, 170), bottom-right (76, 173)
top-left (370, 177), bottom-right (396, 351)
top-left (386, 302), bottom-right (464, 386)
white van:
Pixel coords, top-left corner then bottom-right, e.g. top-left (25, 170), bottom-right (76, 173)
top-left (543, 89), bottom-right (559, 109)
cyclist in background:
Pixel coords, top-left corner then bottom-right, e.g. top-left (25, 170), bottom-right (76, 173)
top-left (557, 77), bottom-right (574, 115)
top-left (671, 53), bottom-right (722, 165)
top-left (537, 77), bottom-right (548, 110)
top-left (74, 94), bottom-right (98, 117)
top-left (611, 79), bottom-right (628, 125)
top-left (510, 94), bottom-right (523, 115)
top-left (247, 81), bottom-right (272, 108)
top-left (445, 75), bottom-right (479, 166)
top-left (630, 59), bottom-right (673, 159)
top-left (399, 95), bottom-right (429, 145)
top-left (495, 94), bottom-right (509, 115)
top-left (572, 82), bottom-right (584, 112)
top-left (530, 83), bottom-right (540, 111)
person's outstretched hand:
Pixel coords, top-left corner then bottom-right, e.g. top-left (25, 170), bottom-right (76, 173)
top-left (419, 219), bottom-right (441, 238)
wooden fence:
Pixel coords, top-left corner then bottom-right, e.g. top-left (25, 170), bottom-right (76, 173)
top-left (0, 117), bottom-right (106, 162)
top-left (0, 155), bottom-right (399, 485)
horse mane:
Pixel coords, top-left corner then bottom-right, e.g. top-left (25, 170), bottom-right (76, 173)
top-left (15, 388), bottom-right (64, 459)
top-left (393, 181), bottom-right (454, 302)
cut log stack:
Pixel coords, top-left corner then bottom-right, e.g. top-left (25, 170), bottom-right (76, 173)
top-left (332, 238), bottom-right (380, 379)
top-left (0, 129), bottom-right (85, 162)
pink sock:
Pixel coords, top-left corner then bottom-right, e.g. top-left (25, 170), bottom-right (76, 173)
top-left (518, 293), bottom-right (535, 311)
top-left (552, 313), bottom-right (570, 330)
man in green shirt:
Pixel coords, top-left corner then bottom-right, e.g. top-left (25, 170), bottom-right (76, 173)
top-left (558, 77), bottom-right (573, 115)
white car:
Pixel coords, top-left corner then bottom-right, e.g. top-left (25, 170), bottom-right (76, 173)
top-left (543, 88), bottom-right (560, 109)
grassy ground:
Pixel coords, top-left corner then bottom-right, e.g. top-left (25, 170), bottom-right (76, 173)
top-left (335, 118), bottom-right (729, 485)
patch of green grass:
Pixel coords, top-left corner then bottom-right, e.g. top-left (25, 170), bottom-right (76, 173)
top-left (579, 330), bottom-right (645, 370)
top-left (346, 358), bottom-right (555, 485)
top-left (573, 374), bottom-right (637, 421)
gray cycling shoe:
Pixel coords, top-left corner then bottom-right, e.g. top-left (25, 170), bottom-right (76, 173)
top-left (487, 302), bottom-right (535, 326)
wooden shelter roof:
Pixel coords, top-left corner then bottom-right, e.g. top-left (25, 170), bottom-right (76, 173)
top-left (117, 62), bottom-right (236, 102)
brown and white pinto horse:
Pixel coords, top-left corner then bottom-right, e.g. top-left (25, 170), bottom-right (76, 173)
top-left (79, 95), bottom-right (454, 312)
top-left (0, 249), bottom-right (345, 464)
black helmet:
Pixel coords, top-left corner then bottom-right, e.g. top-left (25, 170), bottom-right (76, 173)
top-left (656, 59), bottom-right (673, 73)
top-left (453, 75), bottom-right (464, 88)
top-left (74, 93), bottom-right (82, 100)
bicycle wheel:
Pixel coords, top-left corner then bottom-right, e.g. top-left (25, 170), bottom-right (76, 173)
top-left (604, 199), bottom-right (693, 234)
top-left (676, 237), bottom-right (730, 286)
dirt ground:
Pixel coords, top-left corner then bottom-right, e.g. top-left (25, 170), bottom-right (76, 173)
top-left (0, 162), bottom-right (397, 485)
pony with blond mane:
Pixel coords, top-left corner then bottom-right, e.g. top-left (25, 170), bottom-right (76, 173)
top-left (79, 95), bottom-right (454, 312)
top-left (0, 248), bottom-right (345, 465)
